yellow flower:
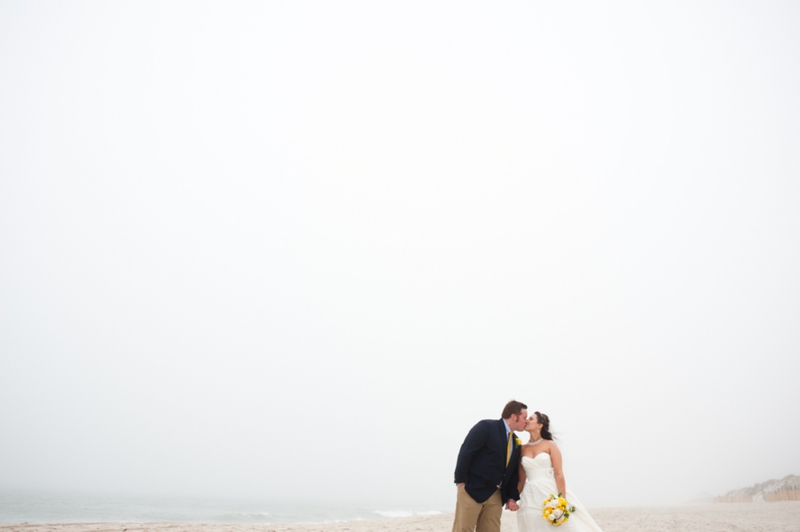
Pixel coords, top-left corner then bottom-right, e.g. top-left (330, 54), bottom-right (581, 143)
top-left (542, 494), bottom-right (574, 527)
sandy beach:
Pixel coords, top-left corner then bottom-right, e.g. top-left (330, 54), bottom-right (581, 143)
top-left (2, 502), bottom-right (799, 532)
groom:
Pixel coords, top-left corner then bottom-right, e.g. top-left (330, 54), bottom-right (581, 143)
top-left (452, 400), bottom-right (528, 532)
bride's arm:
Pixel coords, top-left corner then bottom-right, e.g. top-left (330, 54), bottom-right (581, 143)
top-left (550, 444), bottom-right (567, 496)
top-left (517, 456), bottom-right (527, 494)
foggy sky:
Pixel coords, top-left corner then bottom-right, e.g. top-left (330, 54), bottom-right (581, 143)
top-left (1, 1), bottom-right (799, 510)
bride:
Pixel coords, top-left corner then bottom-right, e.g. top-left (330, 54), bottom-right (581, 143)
top-left (517, 412), bottom-right (603, 532)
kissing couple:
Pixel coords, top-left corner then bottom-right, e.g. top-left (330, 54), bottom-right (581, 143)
top-left (452, 400), bottom-right (603, 532)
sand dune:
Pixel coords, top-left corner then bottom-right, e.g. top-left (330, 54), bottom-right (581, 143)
top-left (715, 474), bottom-right (800, 503)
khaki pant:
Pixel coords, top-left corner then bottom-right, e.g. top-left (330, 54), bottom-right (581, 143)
top-left (452, 486), bottom-right (503, 532)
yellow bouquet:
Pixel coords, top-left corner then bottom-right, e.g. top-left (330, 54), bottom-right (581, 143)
top-left (541, 493), bottom-right (575, 526)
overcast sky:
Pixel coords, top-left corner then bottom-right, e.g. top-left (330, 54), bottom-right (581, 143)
top-left (1, 1), bottom-right (799, 510)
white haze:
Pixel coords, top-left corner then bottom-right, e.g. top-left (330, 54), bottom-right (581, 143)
top-left (1, 1), bottom-right (799, 510)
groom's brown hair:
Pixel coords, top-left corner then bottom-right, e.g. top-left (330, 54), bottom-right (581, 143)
top-left (501, 400), bottom-right (527, 419)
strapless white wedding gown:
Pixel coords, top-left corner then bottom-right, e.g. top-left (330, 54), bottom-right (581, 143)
top-left (517, 453), bottom-right (603, 532)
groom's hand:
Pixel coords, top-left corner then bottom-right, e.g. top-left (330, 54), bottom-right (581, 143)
top-left (456, 483), bottom-right (464, 488)
top-left (505, 500), bottom-right (519, 511)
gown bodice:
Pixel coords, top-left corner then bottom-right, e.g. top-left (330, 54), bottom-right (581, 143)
top-left (522, 453), bottom-right (552, 470)
top-left (521, 452), bottom-right (557, 482)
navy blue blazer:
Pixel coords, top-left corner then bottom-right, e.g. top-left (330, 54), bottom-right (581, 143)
top-left (454, 418), bottom-right (522, 504)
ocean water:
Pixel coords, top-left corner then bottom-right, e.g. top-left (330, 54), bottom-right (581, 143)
top-left (0, 492), bottom-right (445, 525)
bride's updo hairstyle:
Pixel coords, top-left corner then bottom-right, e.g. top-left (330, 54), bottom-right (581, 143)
top-left (534, 411), bottom-right (553, 441)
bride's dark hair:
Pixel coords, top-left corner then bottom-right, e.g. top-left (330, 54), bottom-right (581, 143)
top-left (534, 411), bottom-right (553, 441)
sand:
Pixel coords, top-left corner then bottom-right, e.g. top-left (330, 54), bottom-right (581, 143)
top-left (2, 502), bottom-right (799, 532)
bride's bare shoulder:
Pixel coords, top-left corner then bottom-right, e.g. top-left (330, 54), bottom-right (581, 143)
top-left (544, 440), bottom-right (559, 452)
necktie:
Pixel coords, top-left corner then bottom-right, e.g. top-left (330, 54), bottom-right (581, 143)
top-left (506, 431), bottom-right (513, 466)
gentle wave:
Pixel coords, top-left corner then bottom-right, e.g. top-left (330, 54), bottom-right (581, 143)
top-left (0, 492), bottom-right (447, 525)
top-left (215, 512), bottom-right (271, 522)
